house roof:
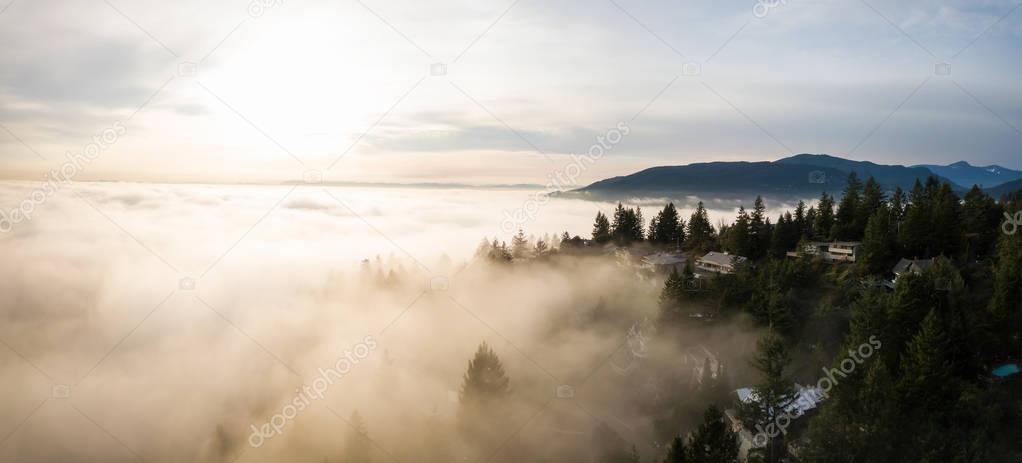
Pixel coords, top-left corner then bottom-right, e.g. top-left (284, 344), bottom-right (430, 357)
top-left (699, 251), bottom-right (747, 267)
top-left (806, 241), bottom-right (862, 247)
top-left (735, 383), bottom-right (825, 419)
top-left (642, 252), bottom-right (686, 266)
top-left (893, 258), bottom-right (934, 275)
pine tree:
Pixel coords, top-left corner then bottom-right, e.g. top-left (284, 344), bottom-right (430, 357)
top-left (931, 182), bottom-right (963, 258)
top-left (511, 229), bottom-right (529, 259)
top-left (593, 211), bottom-right (613, 244)
top-left (861, 205), bottom-right (896, 274)
top-left (459, 342), bottom-right (510, 406)
top-left (961, 185), bottom-right (1002, 259)
top-left (725, 207), bottom-right (751, 257)
top-left (686, 202), bottom-right (716, 252)
top-left (458, 343), bottom-right (511, 443)
top-left (857, 176), bottom-right (885, 237)
top-left (687, 405), bottom-right (739, 463)
top-left (900, 180), bottom-right (932, 257)
top-left (833, 172), bottom-right (863, 240)
top-left (344, 410), bottom-right (371, 463)
top-left (659, 267), bottom-right (685, 322)
top-left (749, 196), bottom-right (769, 259)
top-left (814, 192), bottom-right (835, 239)
top-left (633, 208), bottom-right (645, 242)
top-left (662, 436), bottom-right (687, 463)
top-left (743, 331), bottom-right (795, 463)
top-left (651, 203), bottom-right (684, 248)
top-left (890, 186), bottom-right (906, 222)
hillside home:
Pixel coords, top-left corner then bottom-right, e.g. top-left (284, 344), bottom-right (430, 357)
top-left (641, 252), bottom-right (687, 274)
top-left (789, 241), bottom-right (862, 263)
top-left (697, 251), bottom-right (747, 275)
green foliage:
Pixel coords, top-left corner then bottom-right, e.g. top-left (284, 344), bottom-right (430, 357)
top-left (687, 406), bottom-right (739, 463)
top-left (833, 172), bottom-right (863, 240)
top-left (662, 436), bottom-right (687, 463)
top-left (593, 211), bottom-right (613, 244)
top-left (459, 342), bottom-right (510, 406)
top-left (511, 229), bottom-right (529, 259)
top-left (861, 205), bottom-right (897, 274)
top-left (813, 192), bottom-right (835, 239)
top-left (649, 203), bottom-right (686, 247)
top-left (612, 203), bottom-right (645, 245)
top-left (685, 202), bottom-right (717, 253)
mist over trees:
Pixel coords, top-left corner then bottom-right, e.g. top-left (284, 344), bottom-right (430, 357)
top-left (460, 174), bottom-right (1021, 462)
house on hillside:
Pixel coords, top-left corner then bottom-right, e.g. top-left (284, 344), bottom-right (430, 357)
top-left (725, 383), bottom-right (826, 461)
top-left (788, 241), bottom-right (862, 263)
top-left (641, 252), bottom-right (687, 274)
top-left (884, 257), bottom-right (935, 289)
top-left (697, 251), bottom-right (747, 275)
top-left (892, 258), bottom-right (934, 279)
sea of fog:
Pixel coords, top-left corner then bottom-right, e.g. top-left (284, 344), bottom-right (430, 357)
top-left (0, 181), bottom-right (775, 462)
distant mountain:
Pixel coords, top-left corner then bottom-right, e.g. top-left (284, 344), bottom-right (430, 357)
top-left (566, 154), bottom-right (963, 201)
top-left (777, 154), bottom-right (957, 191)
top-left (913, 161), bottom-right (1022, 189)
top-left (986, 178), bottom-right (1022, 199)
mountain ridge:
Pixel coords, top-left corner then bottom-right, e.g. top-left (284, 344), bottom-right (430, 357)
top-left (564, 154), bottom-right (987, 201)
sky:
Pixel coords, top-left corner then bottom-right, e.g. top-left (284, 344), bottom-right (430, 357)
top-left (0, 0), bottom-right (1020, 186)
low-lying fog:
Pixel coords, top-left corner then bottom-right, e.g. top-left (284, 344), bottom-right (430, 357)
top-left (0, 182), bottom-right (774, 462)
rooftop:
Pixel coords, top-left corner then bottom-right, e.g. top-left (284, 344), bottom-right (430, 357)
top-left (642, 252), bottom-right (686, 266)
top-left (699, 251), bottom-right (747, 267)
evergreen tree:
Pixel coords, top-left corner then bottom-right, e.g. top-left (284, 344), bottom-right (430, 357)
top-left (890, 186), bottom-right (906, 222)
top-left (857, 176), bottom-right (885, 236)
top-left (725, 207), bottom-right (751, 257)
top-left (931, 182), bottom-right (963, 258)
top-left (749, 196), bottom-right (770, 259)
top-left (651, 203), bottom-right (685, 248)
top-left (343, 411), bottom-right (371, 463)
top-left (634, 208), bottom-right (646, 242)
top-left (686, 202), bottom-right (716, 252)
top-left (511, 229), bottom-right (529, 259)
top-left (833, 172), bottom-right (863, 240)
top-left (988, 231), bottom-right (1022, 354)
top-left (900, 180), bottom-right (932, 257)
top-left (861, 205), bottom-right (896, 274)
top-left (794, 201), bottom-right (809, 238)
top-left (593, 211), bottom-right (613, 244)
top-left (659, 267), bottom-right (686, 322)
top-left (814, 192), bottom-right (835, 239)
top-left (687, 406), bottom-right (739, 463)
top-left (662, 436), bottom-right (687, 463)
top-left (611, 203), bottom-right (645, 245)
top-left (460, 342), bottom-right (510, 404)
top-left (961, 185), bottom-right (1002, 259)
top-left (742, 331), bottom-right (795, 463)
top-left (896, 309), bottom-right (956, 460)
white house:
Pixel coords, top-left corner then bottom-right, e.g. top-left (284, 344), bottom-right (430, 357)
top-left (791, 241), bottom-right (862, 263)
top-left (726, 383), bottom-right (826, 461)
top-left (697, 251), bottom-right (747, 275)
